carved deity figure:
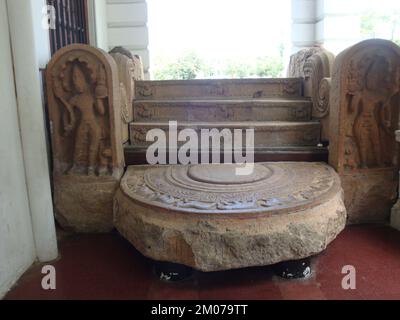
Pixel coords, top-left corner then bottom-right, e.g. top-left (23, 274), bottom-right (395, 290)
top-left (346, 55), bottom-right (400, 169)
top-left (55, 64), bottom-right (108, 175)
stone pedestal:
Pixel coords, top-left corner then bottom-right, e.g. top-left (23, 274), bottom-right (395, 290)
top-left (114, 162), bottom-right (346, 272)
top-left (342, 170), bottom-right (398, 224)
top-left (54, 175), bottom-right (120, 233)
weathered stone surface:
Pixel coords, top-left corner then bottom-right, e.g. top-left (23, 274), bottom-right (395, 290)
top-left (134, 98), bottom-right (312, 122)
top-left (288, 46), bottom-right (334, 141)
top-left (114, 162), bottom-right (346, 271)
top-left (288, 47), bottom-right (323, 78)
top-left (391, 200), bottom-right (400, 231)
top-left (341, 170), bottom-right (398, 224)
top-left (135, 78), bottom-right (303, 100)
top-left (109, 46), bottom-right (144, 80)
top-left (129, 121), bottom-right (321, 148)
top-left (391, 130), bottom-right (400, 231)
top-left (329, 39), bottom-right (400, 223)
top-left (46, 44), bottom-right (124, 232)
top-left (109, 46), bottom-right (144, 142)
top-left (123, 145), bottom-right (329, 166)
top-left (54, 175), bottom-right (119, 232)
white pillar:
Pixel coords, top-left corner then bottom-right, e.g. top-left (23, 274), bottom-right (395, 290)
top-left (106, 0), bottom-right (150, 78)
top-left (292, 0), bottom-right (363, 55)
top-left (6, 0), bottom-right (58, 262)
top-left (315, 0), bottom-right (362, 54)
top-left (0, 0), bottom-right (36, 298)
top-left (291, 0), bottom-right (317, 53)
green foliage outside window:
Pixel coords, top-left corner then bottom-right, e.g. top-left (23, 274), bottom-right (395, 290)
top-left (152, 50), bottom-right (285, 80)
top-left (361, 11), bottom-right (400, 43)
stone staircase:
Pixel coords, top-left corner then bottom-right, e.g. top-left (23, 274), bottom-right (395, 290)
top-left (125, 78), bottom-right (327, 164)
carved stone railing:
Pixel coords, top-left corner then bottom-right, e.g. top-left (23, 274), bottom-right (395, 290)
top-left (328, 39), bottom-right (400, 224)
top-left (288, 47), bottom-right (335, 141)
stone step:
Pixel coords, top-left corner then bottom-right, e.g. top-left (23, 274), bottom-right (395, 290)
top-left (134, 98), bottom-right (312, 122)
top-left (129, 121), bottom-right (321, 148)
top-left (124, 145), bottom-right (328, 165)
top-left (135, 78), bottom-right (303, 100)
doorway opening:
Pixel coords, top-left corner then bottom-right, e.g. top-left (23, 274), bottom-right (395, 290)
top-left (147, 0), bottom-right (292, 80)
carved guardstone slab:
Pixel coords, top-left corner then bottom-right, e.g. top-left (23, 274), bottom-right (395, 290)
top-left (46, 44), bottom-right (123, 232)
top-left (329, 39), bottom-right (400, 224)
top-left (114, 162), bottom-right (346, 271)
top-left (288, 46), bottom-right (334, 141)
top-left (109, 46), bottom-right (144, 143)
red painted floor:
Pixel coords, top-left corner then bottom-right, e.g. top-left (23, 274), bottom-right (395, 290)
top-left (5, 225), bottom-right (400, 300)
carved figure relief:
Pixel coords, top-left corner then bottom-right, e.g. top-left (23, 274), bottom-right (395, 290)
top-left (344, 53), bottom-right (400, 169)
top-left (131, 127), bottom-right (148, 143)
top-left (54, 60), bottom-right (109, 175)
top-left (208, 84), bottom-right (227, 97)
top-left (135, 104), bottom-right (154, 119)
top-left (136, 83), bottom-right (153, 97)
top-left (287, 47), bottom-right (322, 78)
top-left (282, 79), bottom-right (299, 95)
top-left (46, 45), bottom-right (123, 177)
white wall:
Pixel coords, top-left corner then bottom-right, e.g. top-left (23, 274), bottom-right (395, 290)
top-left (0, 0), bottom-right (59, 298)
top-left (0, 0), bottom-right (36, 299)
top-left (292, 0), bottom-right (362, 54)
top-left (7, 0), bottom-right (58, 264)
top-left (292, 0), bottom-right (317, 52)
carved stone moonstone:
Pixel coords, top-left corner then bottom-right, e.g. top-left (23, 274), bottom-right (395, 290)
top-left (114, 162), bottom-right (346, 272)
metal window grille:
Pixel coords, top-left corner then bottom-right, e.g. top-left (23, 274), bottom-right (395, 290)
top-left (47, 0), bottom-right (89, 55)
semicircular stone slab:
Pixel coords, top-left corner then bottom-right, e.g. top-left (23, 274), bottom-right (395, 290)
top-left (114, 162), bottom-right (346, 272)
